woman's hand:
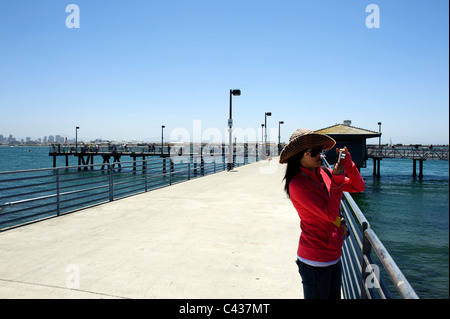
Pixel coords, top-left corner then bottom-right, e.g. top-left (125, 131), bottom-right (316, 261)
top-left (332, 163), bottom-right (344, 175)
top-left (332, 147), bottom-right (348, 175)
top-left (340, 146), bottom-right (349, 157)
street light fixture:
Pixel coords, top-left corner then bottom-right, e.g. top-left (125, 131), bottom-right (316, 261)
top-left (228, 89), bottom-right (241, 171)
top-left (265, 112), bottom-right (271, 155)
top-left (278, 121), bottom-right (284, 155)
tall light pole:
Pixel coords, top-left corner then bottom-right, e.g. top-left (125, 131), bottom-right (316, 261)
top-left (278, 121), bottom-right (284, 155)
top-left (260, 124), bottom-right (264, 158)
top-left (228, 89), bottom-right (241, 171)
top-left (264, 112), bottom-right (271, 155)
top-left (161, 125), bottom-right (165, 154)
top-left (75, 126), bottom-right (79, 153)
top-left (378, 122), bottom-right (382, 156)
top-left (261, 124), bottom-right (264, 146)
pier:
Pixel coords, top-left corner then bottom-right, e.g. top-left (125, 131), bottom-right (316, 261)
top-left (0, 160), bottom-right (301, 298)
top-left (367, 145), bottom-right (448, 178)
top-left (50, 145), bottom-right (172, 171)
top-left (49, 144), bottom-right (255, 172)
top-left (45, 143), bottom-right (450, 179)
top-left (0, 157), bottom-right (419, 299)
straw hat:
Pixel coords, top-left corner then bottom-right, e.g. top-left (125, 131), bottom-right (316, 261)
top-left (279, 129), bottom-right (336, 164)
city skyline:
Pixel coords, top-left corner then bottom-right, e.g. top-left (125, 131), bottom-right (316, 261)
top-left (0, 1), bottom-right (448, 145)
top-left (2, 124), bottom-right (448, 146)
top-left (0, 133), bottom-right (70, 144)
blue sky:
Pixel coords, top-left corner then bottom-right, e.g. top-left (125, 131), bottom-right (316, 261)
top-left (0, 0), bottom-right (448, 145)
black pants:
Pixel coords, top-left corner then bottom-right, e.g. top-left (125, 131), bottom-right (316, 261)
top-left (296, 259), bottom-right (342, 299)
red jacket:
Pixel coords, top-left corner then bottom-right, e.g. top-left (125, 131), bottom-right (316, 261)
top-left (289, 153), bottom-right (365, 263)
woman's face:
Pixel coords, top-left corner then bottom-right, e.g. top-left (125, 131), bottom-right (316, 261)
top-left (300, 147), bottom-right (322, 171)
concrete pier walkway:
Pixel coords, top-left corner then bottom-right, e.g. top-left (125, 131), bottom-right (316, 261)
top-left (0, 159), bottom-right (302, 299)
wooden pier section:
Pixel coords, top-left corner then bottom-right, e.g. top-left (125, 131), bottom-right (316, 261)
top-left (367, 145), bottom-right (448, 178)
top-left (49, 145), bottom-right (172, 171)
top-left (49, 144), bottom-right (255, 172)
top-left (50, 150), bottom-right (171, 170)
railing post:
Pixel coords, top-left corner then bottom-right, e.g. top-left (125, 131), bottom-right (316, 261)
top-left (144, 159), bottom-right (148, 192)
top-left (201, 157), bottom-right (204, 176)
top-left (360, 221), bottom-right (371, 299)
top-left (188, 161), bottom-right (191, 180)
top-left (56, 168), bottom-right (60, 216)
top-left (109, 164), bottom-right (114, 202)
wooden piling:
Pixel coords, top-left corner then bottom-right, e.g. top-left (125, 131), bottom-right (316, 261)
top-left (413, 159), bottom-right (426, 179)
top-left (372, 157), bottom-right (382, 177)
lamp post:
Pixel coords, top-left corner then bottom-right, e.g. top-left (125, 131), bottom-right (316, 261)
top-left (264, 112), bottom-right (271, 155)
top-left (260, 124), bottom-right (264, 146)
top-left (228, 89), bottom-right (241, 171)
top-left (75, 126), bottom-right (79, 153)
top-left (260, 124), bottom-right (264, 158)
top-left (378, 122), bottom-right (382, 156)
top-left (161, 125), bottom-right (165, 154)
top-left (278, 121), bottom-right (284, 155)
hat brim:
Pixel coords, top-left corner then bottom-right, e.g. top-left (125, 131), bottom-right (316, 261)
top-left (279, 133), bottom-right (335, 164)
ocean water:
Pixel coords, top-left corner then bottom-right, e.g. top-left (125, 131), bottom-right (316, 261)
top-left (0, 146), bottom-right (448, 298)
top-left (354, 158), bottom-right (449, 299)
top-left (0, 146), bottom-right (53, 171)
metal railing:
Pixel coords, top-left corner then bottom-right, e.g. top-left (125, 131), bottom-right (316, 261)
top-left (0, 154), bottom-right (255, 231)
top-left (367, 146), bottom-right (448, 160)
top-left (322, 159), bottom-right (419, 299)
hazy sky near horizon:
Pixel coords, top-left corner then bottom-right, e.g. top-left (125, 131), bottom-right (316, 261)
top-left (0, 0), bottom-right (448, 145)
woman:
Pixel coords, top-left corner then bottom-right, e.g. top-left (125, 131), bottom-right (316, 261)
top-left (279, 129), bottom-right (365, 299)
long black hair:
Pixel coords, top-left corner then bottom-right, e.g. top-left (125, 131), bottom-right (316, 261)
top-left (283, 150), bottom-right (306, 199)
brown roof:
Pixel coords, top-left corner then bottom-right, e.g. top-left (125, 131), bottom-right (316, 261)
top-left (315, 124), bottom-right (381, 137)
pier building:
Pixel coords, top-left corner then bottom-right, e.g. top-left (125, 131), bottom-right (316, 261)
top-left (315, 121), bottom-right (448, 177)
top-left (314, 121), bottom-right (381, 170)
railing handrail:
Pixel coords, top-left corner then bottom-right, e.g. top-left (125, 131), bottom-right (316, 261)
top-left (0, 154), bottom-right (239, 176)
top-left (365, 228), bottom-right (419, 299)
top-left (367, 146), bottom-right (448, 160)
top-left (342, 191), bottom-right (370, 229)
top-left (0, 153), bottom-right (256, 231)
top-left (322, 158), bottom-right (419, 299)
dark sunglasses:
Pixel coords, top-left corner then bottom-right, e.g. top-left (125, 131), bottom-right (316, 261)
top-left (305, 148), bottom-right (323, 157)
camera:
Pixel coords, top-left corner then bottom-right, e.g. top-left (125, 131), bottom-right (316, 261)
top-left (337, 149), bottom-right (346, 164)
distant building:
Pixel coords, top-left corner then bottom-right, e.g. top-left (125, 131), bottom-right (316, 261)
top-left (315, 121), bottom-right (381, 170)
